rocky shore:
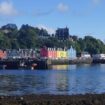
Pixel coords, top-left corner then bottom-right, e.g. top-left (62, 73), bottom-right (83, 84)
top-left (0, 94), bottom-right (105, 105)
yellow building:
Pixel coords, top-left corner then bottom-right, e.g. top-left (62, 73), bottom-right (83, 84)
top-left (60, 50), bottom-right (67, 59)
top-left (57, 49), bottom-right (67, 59)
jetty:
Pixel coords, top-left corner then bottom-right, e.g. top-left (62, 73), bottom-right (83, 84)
top-left (0, 58), bottom-right (93, 70)
top-left (0, 58), bottom-right (48, 70)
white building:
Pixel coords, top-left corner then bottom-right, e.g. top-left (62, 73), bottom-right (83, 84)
top-left (7, 50), bottom-right (21, 59)
top-left (92, 54), bottom-right (105, 60)
top-left (81, 52), bottom-right (91, 59)
top-left (6, 49), bottom-right (36, 59)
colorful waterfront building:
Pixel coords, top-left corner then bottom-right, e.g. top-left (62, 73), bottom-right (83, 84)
top-left (56, 48), bottom-right (61, 59)
top-left (0, 50), bottom-right (7, 59)
top-left (52, 48), bottom-right (57, 59)
top-left (62, 49), bottom-right (68, 59)
top-left (40, 46), bottom-right (76, 59)
top-left (6, 49), bottom-right (36, 59)
top-left (47, 48), bottom-right (53, 59)
top-left (49, 48), bottom-right (57, 59)
top-left (40, 47), bottom-right (57, 59)
top-left (40, 47), bottom-right (48, 58)
top-left (67, 46), bottom-right (76, 60)
top-left (56, 48), bottom-right (67, 59)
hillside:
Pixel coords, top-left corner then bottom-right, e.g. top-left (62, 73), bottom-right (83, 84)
top-left (0, 24), bottom-right (105, 54)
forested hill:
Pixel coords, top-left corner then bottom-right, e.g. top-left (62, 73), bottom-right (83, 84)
top-left (0, 24), bottom-right (105, 54)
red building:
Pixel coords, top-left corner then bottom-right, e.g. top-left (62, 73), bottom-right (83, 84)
top-left (40, 47), bottom-right (48, 58)
top-left (40, 48), bottom-right (57, 59)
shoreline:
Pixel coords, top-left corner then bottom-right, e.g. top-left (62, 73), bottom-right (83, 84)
top-left (1, 58), bottom-right (105, 70)
top-left (0, 94), bottom-right (105, 105)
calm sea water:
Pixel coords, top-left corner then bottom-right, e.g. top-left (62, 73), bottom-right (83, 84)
top-left (0, 64), bottom-right (105, 96)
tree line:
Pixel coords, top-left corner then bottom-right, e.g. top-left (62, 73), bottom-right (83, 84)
top-left (0, 24), bottom-right (105, 55)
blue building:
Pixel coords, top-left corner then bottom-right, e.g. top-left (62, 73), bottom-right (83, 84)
top-left (67, 46), bottom-right (76, 60)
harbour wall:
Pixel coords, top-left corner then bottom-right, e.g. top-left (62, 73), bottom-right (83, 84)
top-left (0, 58), bottom-right (105, 70)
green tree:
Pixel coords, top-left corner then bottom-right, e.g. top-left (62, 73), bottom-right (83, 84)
top-left (17, 24), bottom-right (38, 48)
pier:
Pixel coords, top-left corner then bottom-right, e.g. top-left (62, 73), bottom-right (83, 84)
top-left (0, 59), bottom-right (48, 70)
top-left (1, 58), bottom-right (105, 70)
top-left (0, 58), bottom-right (93, 70)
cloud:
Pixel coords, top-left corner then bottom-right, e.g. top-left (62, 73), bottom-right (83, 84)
top-left (57, 3), bottom-right (69, 13)
top-left (0, 1), bottom-right (18, 16)
top-left (34, 10), bottom-right (53, 17)
top-left (92, 0), bottom-right (102, 5)
top-left (37, 24), bottom-right (55, 34)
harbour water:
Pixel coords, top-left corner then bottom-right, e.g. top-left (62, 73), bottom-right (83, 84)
top-left (0, 64), bottom-right (105, 96)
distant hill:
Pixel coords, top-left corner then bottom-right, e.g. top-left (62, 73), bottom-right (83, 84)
top-left (0, 24), bottom-right (105, 54)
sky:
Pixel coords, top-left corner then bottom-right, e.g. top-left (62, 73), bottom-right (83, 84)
top-left (0, 0), bottom-right (105, 41)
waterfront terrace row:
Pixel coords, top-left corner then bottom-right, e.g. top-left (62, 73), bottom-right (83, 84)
top-left (0, 47), bottom-right (105, 60)
top-left (0, 46), bottom-right (76, 60)
top-left (40, 46), bottom-right (76, 60)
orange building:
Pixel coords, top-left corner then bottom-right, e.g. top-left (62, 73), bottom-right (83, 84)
top-left (0, 50), bottom-right (7, 59)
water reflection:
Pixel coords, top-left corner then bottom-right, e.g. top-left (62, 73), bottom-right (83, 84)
top-left (49, 71), bottom-right (69, 94)
top-left (0, 64), bottom-right (105, 96)
top-left (52, 65), bottom-right (77, 70)
top-left (52, 65), bottom-right (68, 70)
